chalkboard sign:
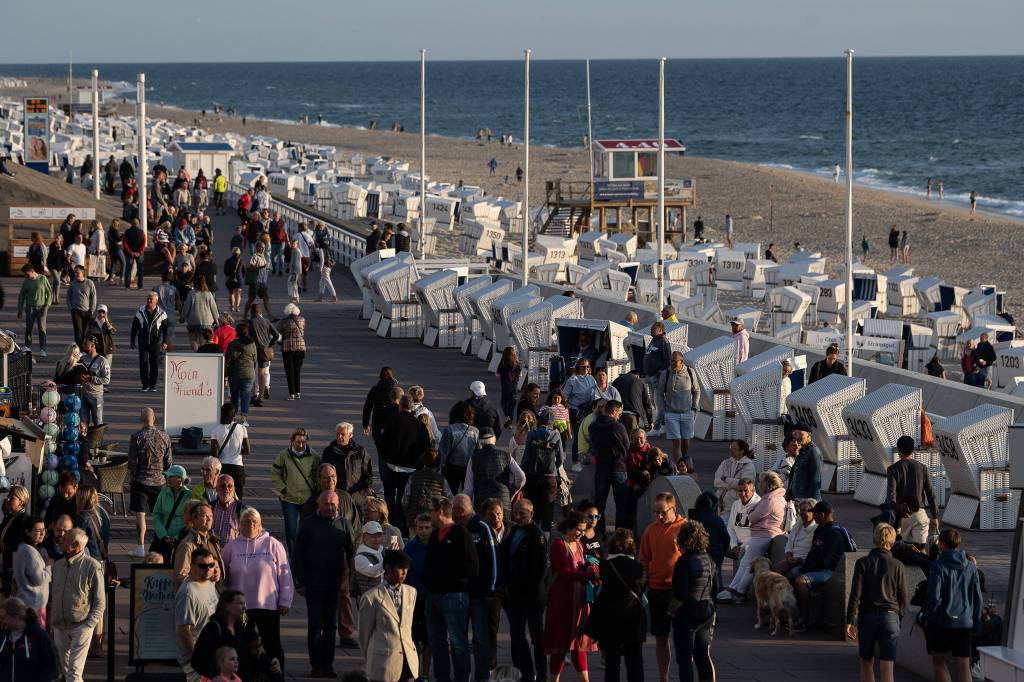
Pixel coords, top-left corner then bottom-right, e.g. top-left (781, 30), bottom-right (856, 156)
top-left (129, 565), bottom-right (180, 665)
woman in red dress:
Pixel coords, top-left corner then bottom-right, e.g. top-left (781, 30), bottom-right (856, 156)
top-left (543, 510), bottom-right (599, 681)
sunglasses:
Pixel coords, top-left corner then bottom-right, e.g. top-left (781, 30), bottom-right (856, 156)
top-left (586, 513), bottom-right (601, 520)
top-left (196, 563), bottom-right (216, 570)
top-left (218, 484), bottom-right (234, 490)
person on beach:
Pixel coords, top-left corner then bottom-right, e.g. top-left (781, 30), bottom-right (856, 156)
top-left (900, 231), bottom-right (910, 265)
top-left (724, 213), bottom-right (734, 248)
top-left (764, 242), bottom-right (777, 262)
top-left (927, 177), bottom-right (932, 197)
top-left (969, 190), bottom-right (978, 214)
top-left (862, 235), bottom-right (869, 261)
top-left (489, 158), bottom-right (498, 176)
top-left (937, 179), bottom-right (944, 199)
top-left (887, 226), bottom-right (899, 262)
top-left (516, 166), bottom-right (523, 183)
top-left (834, 164), bottom-right (841, 183)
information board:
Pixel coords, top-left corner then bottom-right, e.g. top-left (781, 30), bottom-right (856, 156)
top-left (594, 180), bottom-right (644, 202)
top-left (9, 207), bottom-right (97, 220)
top-left (23, 97), bottom-right (49, 173)
top-left (129, 565), bottom-right (180, 665)
top-left (162, 352), bottom-right (224, 437)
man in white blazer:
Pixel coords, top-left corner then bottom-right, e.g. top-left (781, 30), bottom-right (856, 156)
top-left (359, 549), bottom-right (420, 682)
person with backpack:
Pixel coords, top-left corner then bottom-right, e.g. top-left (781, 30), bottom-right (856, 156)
top-left (402, 449), bottom-right (453, 536)
top-left (521, 410), bottom-right (564, 533)
top-left (794, 502), bottom-right (855, 630)
top-left (922, 529), bottom-right (982, 682)
top-left (659, 351), bottom-right (700, 473)
top-left (464, 428), bottom-right (524, 518)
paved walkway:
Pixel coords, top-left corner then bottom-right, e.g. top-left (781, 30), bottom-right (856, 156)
top-left (6, 211), bottom-right (1003, 681)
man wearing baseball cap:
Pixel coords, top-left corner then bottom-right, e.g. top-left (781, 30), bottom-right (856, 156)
top-left (793, 501), bottom-right (847, 629)
top-left (788, 423), bottom-right (822, 502)
top-left (468, 381), bottom-right (502, 440)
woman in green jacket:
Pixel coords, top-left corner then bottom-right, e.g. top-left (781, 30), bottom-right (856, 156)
top-left (270, 428), bottom-right (320, 554)
top-left (225, 322), bottom-right (258, 424)
top-left (151, 465), bottom-right (191, 563)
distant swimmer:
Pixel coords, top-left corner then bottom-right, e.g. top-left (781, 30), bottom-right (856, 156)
top-left (970, 190), bottom-right (978, 214)
top-left (833, 163), bottom-right (841, 183)
top-left (927, 177), bottom-right (932, 198)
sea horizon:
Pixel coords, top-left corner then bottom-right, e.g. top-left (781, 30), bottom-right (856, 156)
top-left (3, 56), bottom-right (1022, 218)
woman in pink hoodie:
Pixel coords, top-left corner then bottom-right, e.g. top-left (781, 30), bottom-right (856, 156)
top-left (221, 508), bottom-right (294, 669)
top-left (719, 471), bottom-right (788, 603)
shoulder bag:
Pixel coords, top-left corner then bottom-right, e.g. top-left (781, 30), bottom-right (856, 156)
top-left (216, 422), bottom-right (240, 459)
top-left (85, 511), bottom-right (119, 586)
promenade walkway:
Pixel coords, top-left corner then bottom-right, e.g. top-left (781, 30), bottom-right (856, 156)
top-left (3, 208), bottom-right (995, 681)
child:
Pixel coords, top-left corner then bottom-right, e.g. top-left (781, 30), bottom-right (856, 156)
top-left (203, 646), bottom-right (241, 682)
top-left (496, 346), bottom-right (522, 429)
top-left (403, 514), bottom-right (433, 680)
top-left (545, 390), bottom-right (571, 441)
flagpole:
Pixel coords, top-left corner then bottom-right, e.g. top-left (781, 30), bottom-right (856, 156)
top-left (522, 49), bottom-right (531, 287)
top-left (138, 73), bottom-right (148, 234)
top-left (844, 49), bottom-right (855, 374)
top-left (657, 58), bottom-right (666, 311)
top-left (586, 58), bottom-right (595, 219)
top-left (92, 69), bottom-right (100, 200)
top-left (419, 48), bottom-right (426, 261)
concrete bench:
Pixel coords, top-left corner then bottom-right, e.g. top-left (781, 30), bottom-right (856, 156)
top-left (807, 550), bottom-right (868, 638)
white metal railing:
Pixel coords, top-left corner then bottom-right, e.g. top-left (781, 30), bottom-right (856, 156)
top-left (227, 183), bottom-right (367, 267)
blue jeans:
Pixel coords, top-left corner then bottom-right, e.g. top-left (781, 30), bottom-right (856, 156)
top-left (857, 611), bottom-right (900, 661)
top-left (80, 392), bottom-right (103, 426)
top-left (673, 614), bottom-right (716, 682)
top-left (108, 248), bottom-right (126, 280)
top-left (229, 376), bottom-right (255, 416)
top-left (470, 596), bottom-right (494, 681)
top-left (24, 305), bottom-right (48, 352)
top-left (428, 592), bottom-right (471, 682)
top-left (271, 242), bottom-right (285, 273)
top-left (280, 501), bottom-right (302, 556)
top-left (593, 469), bottom-right (629, 536)
top-left (124, 253), bottom-right (144, 288)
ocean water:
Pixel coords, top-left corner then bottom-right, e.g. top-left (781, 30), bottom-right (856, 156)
top-left (2, 57), bottom-right (1023, 217)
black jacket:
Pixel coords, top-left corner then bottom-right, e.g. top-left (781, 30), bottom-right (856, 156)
top-left (464, 514), bottom-right (498, 598)
top-left (809, 359), bottom-right (847, 383)
top-left (292, 513), bottom-right (354, 591)
top-left (886, 457), bottom-right (939, 518)
top-left (588, 414), bottom-right (630, 473)
top-left (612, 372), bottom-right (654, 427)
top-left (846, 548), bottom-right (908, 625)
top-left (320, 440), bottom-right (373, 501)
top-left (0, 618), bottom-right (59, 682)
top-left (588, 555), bottom-right (647, 646)
top-left (423, 524), bottom-right (479, 594)
top-left (500, 522), bottom-right (547, 600)
top-left (191, 615), bottom-right (265, 680)
top-left (800, 521), bottom-right (846, 574)
top-left (366, 228), bottom-right (383, 252)
top-left (194, 261), bottom-right (218, 293)
top-left (382, 411), bottom-right (431, 469)
top-left (363, 378), bottom-right (399, 430)
top-left (468, 395), bottom-right (502, 439)
top-left (643, 335), bottom-right (672, 375)
top-left (672, 551), bottom-right (717, 622)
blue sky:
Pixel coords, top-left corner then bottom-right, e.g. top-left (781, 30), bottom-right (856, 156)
top-left (3, 0), bottom-right (1021, 62)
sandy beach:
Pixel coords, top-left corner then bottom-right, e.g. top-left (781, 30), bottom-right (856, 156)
top-left (6, 76), bottom-right (1024, 317)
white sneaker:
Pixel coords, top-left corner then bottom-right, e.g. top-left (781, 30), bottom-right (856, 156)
top-left (647, 427), bottom-right (663, 438)
top-left (571, 463), bottom-right (583, 473)
top-left (128, 545), bottom-right (146, 558)
top-left (716, 589), bottom-right (734, 602)
top-left (38, 349), bottom-right (48, 358)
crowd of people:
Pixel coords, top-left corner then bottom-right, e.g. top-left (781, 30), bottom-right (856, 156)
top-left (0, 166), bottom-right (1004, 682)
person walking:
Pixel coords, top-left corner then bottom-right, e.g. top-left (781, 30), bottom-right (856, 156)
top-left (403, 449), bottom-right (453, 535)
top-left (643, 322), bottom-right (673, 435)
top-left (293, 491), bottom-right (356, 678)
top-left (500, 498), bottom-right (547, 682)
top-left (846, 523), bottom-right (908, 682)
top-left (190, 590), bottom-right (282, 681)
top-left (639, 493), bottom-right (686, 682)
top-left (173, 503), bottom-right (224, 585)
top-left (130, 292), bottom-right (170, 392)
top-left (122, 217), bottom-right (147, 289)
top-left (669, 521), bottom-right (717, 682)
top-left (320, 421), bottom-right (374, 509)
top-left (181, 276), bottom-right (219, 351)
top-left (496, 347), bottom-right (522, 428)
top-left (12, 517), bottom-right (50, 626)
top-left (588, 400), bottom-right (631, 536)
top-left (127, 408), bottom-right (173, 558)
top-left (46, 235), bottom-right (68, 305)
top-left (210, 404), bottom-right (250, 497)
top-left (383, 395), bottom-right (432, 529)
top-left (149, 465), bottom-right (190, 564)
top-left (221, 508), bottom-right (294, 672)
top-left (563, 359), bottom-right (597, 470)
top-left (50, 528), bottom-right (105, 682)
top-left (438, 401), bottom-right (480, 494)
top-left (423, 496), bottom-right (479, 682)
top-left (85, 304), bottom-right (117, 369)
top-left (465, 428), bottom-right (524, 518)
top-left (247, 303), bottom-right (279, 404)
top-left (277, 303), bottom-right (306, 400)
top-left (16, 264), bottom-right (53, 357)
top-left (520, 410), bottom-right (564, 532)
top-left (174, 547), bottom-right (220, 682)
top-left (884, 435), bottom-right (939, 530)
top-left (887, 226), bottom-right (899, 263)
top-left (452, 494), bottom-right (499, 682)
top-left (271, 428), bottom-right (319, 554)
top-left (922, 529), bottom-right (983, 682)
top-left (660, 351), bottom-right (700, 472)
top-left (66, 266), bottom-right (97, 347)
top-left (613, 368), bottom-right (655, 432)
top-left (542, 511), bottom-right (599, 682)
top-left (900, 231), bottom-right (910, 265)
top-left (224, 322), bottom-right (258, 424)
top-left (586, 528), bottom-right (646, 682)
top-left (359, 549), bottom-right (420, 682)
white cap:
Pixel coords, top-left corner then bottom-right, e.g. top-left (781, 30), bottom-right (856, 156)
top-left (730, 317), bottom-right (743, 325)
top-left (470, 381), bottom-right (486, 397)
top-left (362, 521), bottom-right (384, 534)
top-left (96, 304), bottom-right (108, 313)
